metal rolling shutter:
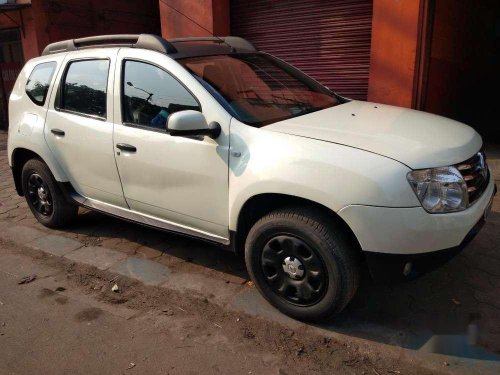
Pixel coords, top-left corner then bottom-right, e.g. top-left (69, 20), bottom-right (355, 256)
top-left (230, 0), bottom-right (373, 100)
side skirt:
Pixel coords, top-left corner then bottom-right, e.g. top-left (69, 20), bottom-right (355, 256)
top-left (58, 182), bottom-right (231, 248)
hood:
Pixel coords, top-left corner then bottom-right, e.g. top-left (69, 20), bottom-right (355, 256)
top-left (265, 101), bottom-right (482, 169)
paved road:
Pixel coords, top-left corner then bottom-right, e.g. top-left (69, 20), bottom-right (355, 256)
top-left (0, 244), bottom-right (279, 375)
top-left (1, 236), bottom-right (448, 375)
top-left (1, 130), bottom-right (500, 373)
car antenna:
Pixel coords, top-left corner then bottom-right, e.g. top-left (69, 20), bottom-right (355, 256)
top-left (159, 0), bottom-right (236, 52)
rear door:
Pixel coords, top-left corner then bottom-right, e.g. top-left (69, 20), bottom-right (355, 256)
top-left (44, 49), bottom-right (127, 207)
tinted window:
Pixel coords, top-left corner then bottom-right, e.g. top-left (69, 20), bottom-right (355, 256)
top-left (26, 62), bottom-right (56, 106)
top-left (61, 60), bottom-right (109, 118)
top-left (122, 60), bottom-right (200, 130)
top-left (180, 54), bottom-right (340, 127)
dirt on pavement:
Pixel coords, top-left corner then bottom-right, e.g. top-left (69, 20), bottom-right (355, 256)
top-left (0, 237), bottom-right (442, 375)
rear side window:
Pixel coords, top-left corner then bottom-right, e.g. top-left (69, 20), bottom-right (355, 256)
top-left (26, 62), bottom-right (56, 106)
top-left (61, 59), bottom-right (110, 118)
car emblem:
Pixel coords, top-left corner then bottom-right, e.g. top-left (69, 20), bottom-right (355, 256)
top-left (478, 152), bottom-right (487, 179)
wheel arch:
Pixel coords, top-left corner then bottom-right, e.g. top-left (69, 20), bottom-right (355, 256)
top-left (11, 147), bottom-right (66, 196)
top-left (232, 193), bottom-right (362, 257)
top-left (11, 148), bottom-right (42, 195)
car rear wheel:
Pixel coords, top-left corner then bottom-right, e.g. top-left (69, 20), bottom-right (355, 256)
top-left (21, 159), bottom-right (78, 228)
top-left (245, 207), bottom-right (359, 321)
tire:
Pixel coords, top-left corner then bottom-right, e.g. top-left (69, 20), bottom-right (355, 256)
top-left (245, 207), bottom-right (360, 321)
top-left (21, 159), bottom-right (78, 228)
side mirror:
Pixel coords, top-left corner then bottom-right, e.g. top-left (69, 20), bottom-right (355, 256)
top-left (167, 110), bottom-right (221, 139)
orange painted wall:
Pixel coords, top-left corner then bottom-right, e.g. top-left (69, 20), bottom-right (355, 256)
top-left (0, 0), bottom-right (45, 60)
top-left (159, 0), bottom-right (229, 38)
top-left (0, 0), bottom-right (161, 59)
top-left (367, 0), bottom-right (422, 107)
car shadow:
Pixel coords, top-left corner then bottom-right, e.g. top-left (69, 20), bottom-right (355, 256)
top-left (60, 205), bottom-right (500, 362)
top-left (322, 209), bottom-right (500, 361)
top-left (63, 209), bottom-right (249, 280)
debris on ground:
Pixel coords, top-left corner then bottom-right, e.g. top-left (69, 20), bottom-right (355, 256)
top-left (111, 283), bottom-right (119, 292)
top-left (126, 362), bottom-right (136, 370)
top-left (243, 328), bottom-right (255, 339)
top-left (443, 361), bottom-right (450, 366)
top-left (283, 329), bottom-right (295, 338)
top-left (162, 309), bottom-right (174, 316)
top-left (451, 298), bottom-right (461, 305)
top-left (18, 275), bottom-right (36, 285)
top-left (214, 323), bottom-right (222, 329)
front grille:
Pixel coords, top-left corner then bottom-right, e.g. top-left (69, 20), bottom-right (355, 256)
top-left (455, 151), bottom-right (489, 205)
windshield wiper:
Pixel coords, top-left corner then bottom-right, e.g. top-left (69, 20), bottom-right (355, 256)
top-left (270, 94), bottom-right (310, 108)
top-left (238, 89), bottom-right (277, 107)
top-left (270, 94), bottom-right (314, 114)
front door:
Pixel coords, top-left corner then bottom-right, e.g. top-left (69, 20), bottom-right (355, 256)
top-left (44, 49), bottom-right (127, 207)
top-left (112, 49), bottom-right (230, 241)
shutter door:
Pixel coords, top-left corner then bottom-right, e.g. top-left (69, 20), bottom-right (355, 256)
top-left (230, 0), bottom-right (373, 100)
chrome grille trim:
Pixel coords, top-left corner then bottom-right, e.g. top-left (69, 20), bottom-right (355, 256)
top-left (456, 151), bottom-right (489, 205)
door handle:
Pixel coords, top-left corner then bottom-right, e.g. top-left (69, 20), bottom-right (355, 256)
top-left (116, 143), bottom-right (137, 153)
top-left (51, 129), bottom-right (65, 137)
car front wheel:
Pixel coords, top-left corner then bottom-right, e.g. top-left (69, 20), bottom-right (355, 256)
top-left (245, 207), bottom-right (360, 321)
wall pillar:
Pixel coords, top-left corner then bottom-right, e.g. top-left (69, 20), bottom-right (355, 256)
top-left (21, 0), bottom-right (49, 60)
top-left (159, 0), bottom-right (229, 38)
top-left (367, 0), bottom-right (424, 108)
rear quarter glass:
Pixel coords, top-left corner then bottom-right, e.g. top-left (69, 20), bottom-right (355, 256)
top-left (25, 61), bottom-right (57, 106)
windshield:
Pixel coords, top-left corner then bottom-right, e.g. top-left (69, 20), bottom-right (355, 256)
top-left (179, 53), bottom-right (341, 127)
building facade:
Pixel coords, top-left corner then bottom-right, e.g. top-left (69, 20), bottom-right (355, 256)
top-left (0, 0), bottom-right (161, 126)
top-left (1, 0), bottom-right (499, 143)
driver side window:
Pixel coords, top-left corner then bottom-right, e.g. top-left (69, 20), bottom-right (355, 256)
top-left (121, 60), bottom-right (200, 130)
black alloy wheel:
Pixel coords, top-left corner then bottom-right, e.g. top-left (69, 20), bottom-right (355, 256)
top-left (245, 207), bottom-right (360, 321)
top-left (21, 159), bottom-right (78, 228)
top-left (26, 173), bottom-right (53, 217)
top-left (261, 234), bottom-right (327, 306)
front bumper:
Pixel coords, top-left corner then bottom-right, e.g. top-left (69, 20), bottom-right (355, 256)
top-left (364, 217), bottom-right (485, 282)
top-left (338, 176), bottom-right (496, 282)
top-left (338, 174), bottom-right (496, 255)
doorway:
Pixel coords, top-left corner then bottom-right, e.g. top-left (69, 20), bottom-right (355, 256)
top-left (423, 0), bottom-right (500, 146)
top-left (0, 28), bottom-right (23, 130)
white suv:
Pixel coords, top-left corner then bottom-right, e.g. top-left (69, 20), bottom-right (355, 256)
top-left (7, 34), bottom-right (496, 321)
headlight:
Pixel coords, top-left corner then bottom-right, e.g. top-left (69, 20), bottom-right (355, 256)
top-left (407, 166), bottom-right (468, 213)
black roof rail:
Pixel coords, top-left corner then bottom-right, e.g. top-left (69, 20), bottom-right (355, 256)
top-left (168, 36), bottom-right (257, 51)
top-left (41, 34), bottom-right (178, 56)
top-left (41, 34), bottom-right (256, 57)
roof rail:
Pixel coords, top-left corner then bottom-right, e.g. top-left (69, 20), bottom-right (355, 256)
top-left (169, 36), bottom-right (257, 52)
top-left (41, 34), bottom-right (178, 56)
